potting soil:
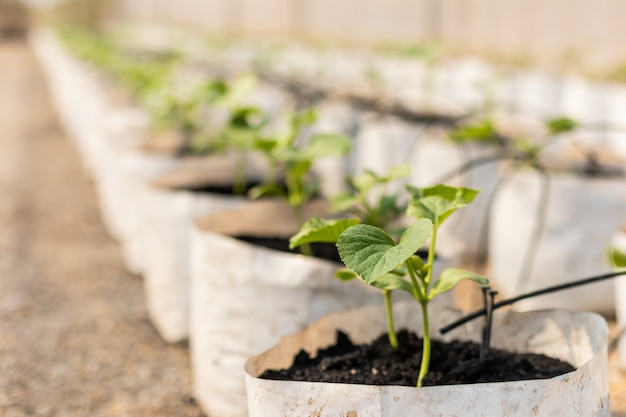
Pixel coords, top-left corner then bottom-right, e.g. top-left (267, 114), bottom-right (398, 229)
top-left (260, 329), bottom-right (575, 386)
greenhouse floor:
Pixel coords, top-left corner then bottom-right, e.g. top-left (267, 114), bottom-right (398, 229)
top-left (0, 33), bottom-right (624, 417)
top-left (0, 37), bottom-right (203, 417)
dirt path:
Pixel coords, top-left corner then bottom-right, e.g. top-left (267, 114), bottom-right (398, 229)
top-left (0, 38), bottom-right (203, 417)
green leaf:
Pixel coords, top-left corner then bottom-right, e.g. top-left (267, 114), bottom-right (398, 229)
top-left (335, 268), bottom-right (358, 281)
top-left (449, 120), bottom-right (496, 143)
top-left (609, 246), bottom-right (626, 268)
top-left (230, 106), bottom-right (266, 129)
top-left (379, 194), bottom-right (405, 217)
top-left (369, 272), bottom-right (415, 293)
top-left (330, 193), bottom-right (361, 213)
top-left (222, 74), bottom-right (257, 108)
top-left (430, 268), bottom-right (489, 298)
top-left (253, 137), bottom-right (278, 153)
top-left (337, 219), bottom-right (433, 284)
top-left (406, 185), bottom-right (479, 226)
top-left (290, 107), bottom-right (318, 133)
top-left (248, 184), bottom-right (286, 200)
top-left (300, 133), bottom-right (353, 160)
top-left (289, 217), bottom-right (361, 249)
top-left (384, 164), bottom-right (412, 181)
top-left (546, 117), bottom-right (578, 135)
top-left (406, 254), bottom-right (426, 278)
top-left (352, 170), bottom-right (379, 192)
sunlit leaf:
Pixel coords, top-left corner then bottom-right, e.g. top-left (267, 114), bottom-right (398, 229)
top-left (406, 185), bottom-right (479, 226)
top-left (430, 268), bottom-right (489, 298)
top-left (337, 219), bottom-right (433, 284)
top-left (289, 217), bottom-right (360, 249)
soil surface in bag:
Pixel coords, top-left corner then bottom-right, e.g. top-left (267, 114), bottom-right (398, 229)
top-left (237, 236), bottom-right (343, 263)
top-left (180, 181), bottom-right (264, 195)
top-left (260, 330), bottom-right (575, 386)
top-left (236, 237), bottom-right (432, 265)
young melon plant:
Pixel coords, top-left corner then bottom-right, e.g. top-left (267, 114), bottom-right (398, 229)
top-left (331, 164), bottom-right (412, 238)
top-left (250, 107), bottom-right (353, 226)
top-left (290, 184), bottom-right (488, 387)
top-left (449, 115), bottom-right (578, 166)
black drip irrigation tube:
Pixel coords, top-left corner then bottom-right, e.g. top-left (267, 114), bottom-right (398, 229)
top-left (440, 270), bottom-right (626, 355)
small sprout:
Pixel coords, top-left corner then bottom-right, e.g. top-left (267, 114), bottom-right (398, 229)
top-left (546, 117), bottom-right (578, 135)
top-left (291, 184), bottom-right (489, 387)
top-left (609, 244), bottom-right (626, 268)
top-left (449, 120), bottom-right (498, 144)
top-left (331, 164), bottom-right (412, 236)
top-left (251, 108), bottom-right (353, 227)
top-left (448, 115), bottom-right (580, 167)
top-left (289, 218), bottom-right (360, 250)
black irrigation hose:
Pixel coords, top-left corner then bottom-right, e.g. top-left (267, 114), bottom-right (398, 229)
top-left (439, 270), bottom-right (626, 335)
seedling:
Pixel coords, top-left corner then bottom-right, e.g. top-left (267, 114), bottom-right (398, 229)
top-left (292, 164), bottom-right (411, 348)
top-left (250, 107), bottom-right (353, 227)
top-left (610, 244), bottom-right (626, 269)
top-left (57, 26), bottom-right (263, 157)
top-left (331, 164), bottom-right (412, 237)
top-left (448, 115), bottom-right (579, 169)
top-left (191, 75), bottom-right (270, 194)
top-left (291, 184), bottom-right (488, 387)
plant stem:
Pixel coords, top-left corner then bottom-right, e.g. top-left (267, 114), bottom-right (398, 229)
top-left (425, 225), bottom-right (438, 287)
top-left (417, 301), bottom-right (431, 388)
top-left (405, 255), bottom-right (430, 387)
top-left (406, 260), bottom-right (426, 303)
top-left (383, 290), bottom-right (398, 349)
top-left (416, 223), bottom-right (437, 387)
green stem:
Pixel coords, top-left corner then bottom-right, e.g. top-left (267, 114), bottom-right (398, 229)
top-left (417, 224), bottom-right (437, 387)
top-left (406, 259), bottom-right (426, 303)
top-left (383, 290), bottom-right (398, 349)
top-left (425, 225), bottom-right (438, 288)
top-left (417, 301), bottom-right (431, 388)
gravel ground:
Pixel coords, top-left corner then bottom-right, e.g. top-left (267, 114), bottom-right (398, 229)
top-left (1, 23), bottom-right (626, 417)
top-left (0, 37), bottom-right (204, 417)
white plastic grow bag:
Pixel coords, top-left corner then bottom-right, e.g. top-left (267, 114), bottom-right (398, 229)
top-left (140, 153), bottom-right (269, 342)
top-left (141, 189), bottom-right (245, 343)
top-left (97, 148), bottom-right (178, 274)
top-left (489, 167), bottom-right (626, 315)
top-left (189, 199), bottom-right (384, 417)
top-left (245, 302), bottom-right (609, 417)
top-left (30, 28), bottom-right (115, 174)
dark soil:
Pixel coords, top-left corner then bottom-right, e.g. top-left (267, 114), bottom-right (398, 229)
top-left (236, 237), bottom-right (432, 265)
top-left (260, 330), bottom-right (576, 387)
top-left (181, 182), bottom-right (261, 195)
top-left (236, 236), bottom-right (343, 263)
